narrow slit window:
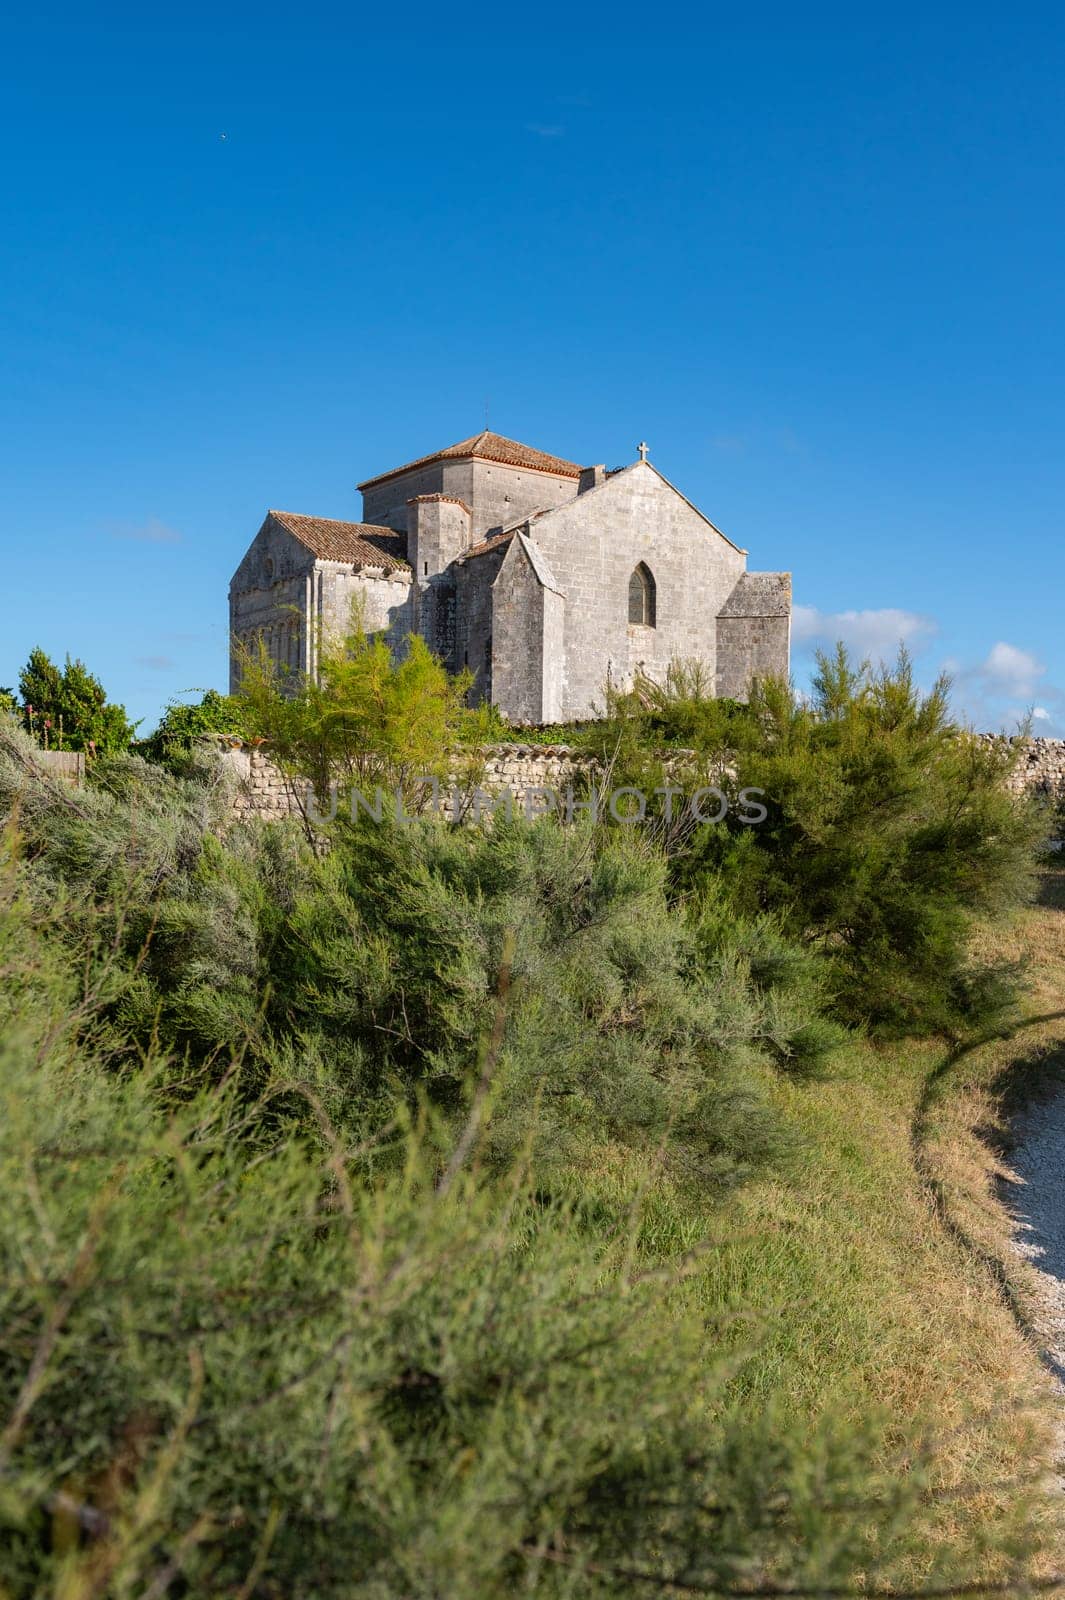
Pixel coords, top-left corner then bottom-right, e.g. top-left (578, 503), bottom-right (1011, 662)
top-left (628, 563), bottom-right (656, 627)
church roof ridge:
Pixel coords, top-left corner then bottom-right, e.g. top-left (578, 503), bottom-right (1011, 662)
top-left (515, 531), bottom-right (565, 597)
top-left (358, 430), bottom-right (583, 490)
top-left (533, 458), bottom-right (748, 555)
top-left (268, 510), bottom-right (410, 572)
top-left (460, 529), bottom-right (515, 561)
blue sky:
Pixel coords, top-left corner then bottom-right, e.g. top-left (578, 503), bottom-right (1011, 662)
top-left (2, 2), bottom-right (1063, 735)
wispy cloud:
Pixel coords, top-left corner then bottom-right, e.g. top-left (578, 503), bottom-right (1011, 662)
top-left (949, 641), bottom-right (1065, 735)
top-left (526, 122), bottom-right (564, 138)
top-left (110, 517), bottom-right (183, 545)
top-left (974, 641), bottom-right (1045, 699)
top-left (795, 613), bottom-right (1065, 735)
top-left (135, 655), bottom-right (175, 671)
top-left (793, 604), bottom-right (938, 662)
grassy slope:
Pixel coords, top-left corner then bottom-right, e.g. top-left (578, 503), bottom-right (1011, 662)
top-left (587, 871), bottom-right (1065, 1578)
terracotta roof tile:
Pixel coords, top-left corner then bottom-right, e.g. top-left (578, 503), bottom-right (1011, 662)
top-left (270, 511), bottom-right (410, 573)
top-left (462, 503), bottom-right (558, 560)
top-left (461, 531), bottom-right (515, 562)
top-left (358, 431), bottom-right (582, 490)
top-left (407, 494), bottom-right (471, 513)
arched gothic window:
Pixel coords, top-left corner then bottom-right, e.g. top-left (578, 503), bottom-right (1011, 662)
top-left (628, 563), bottom-right (656, 627)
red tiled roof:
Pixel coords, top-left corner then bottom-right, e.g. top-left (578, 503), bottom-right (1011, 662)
top-left (407, 494), bottom-right (471, 512)
top-left (461, 531), bottom-right (515, 562)
top-left (269, 511), bottom-right (409, 572)
top-left (358, 431), bottom-right (582, 490)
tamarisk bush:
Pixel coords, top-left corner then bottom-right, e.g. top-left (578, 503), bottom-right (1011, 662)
top-left (590, 648), bottom-right (1047, 1036)
top-left (0, 835), bottom-right (948, 1600)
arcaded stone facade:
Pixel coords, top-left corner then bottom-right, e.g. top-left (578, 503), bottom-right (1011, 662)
top-left (229, 431), bottom-right (791, 721)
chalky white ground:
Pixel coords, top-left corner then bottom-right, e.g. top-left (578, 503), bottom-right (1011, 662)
top-left (1006, 1091), bottom-right (1065, 1393)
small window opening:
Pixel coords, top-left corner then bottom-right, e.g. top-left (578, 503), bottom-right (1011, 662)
top-left (628, 563), bottom-right (656, 627)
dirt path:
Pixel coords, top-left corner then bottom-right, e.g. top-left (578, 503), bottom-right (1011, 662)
top-left (1005, 1090), bottom-right (1065, 1434)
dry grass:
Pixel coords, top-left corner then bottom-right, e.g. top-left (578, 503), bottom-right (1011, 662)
top-left (915, 867), bottom-right (1065, 1565)
top-left (578, 870), bottom-right (1065, 1578)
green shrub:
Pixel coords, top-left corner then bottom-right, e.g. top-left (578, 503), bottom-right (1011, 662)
top-left (594, 648), bottom-right (1045, 1036)
top-left (0, 866), bottom-right (974, 1599)
top-left (0, 673), bottom-right (1050, 1596)
top-left (0, 715), bottom-right (801, 1188)
top-left (140, 688), bottom-right (247, 771)
top-left (235, 616), bottom-right (492, 825)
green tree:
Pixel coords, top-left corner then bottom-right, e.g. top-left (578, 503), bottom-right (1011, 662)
top-left (17, 646), bottom-right (137, 753)
top-left (593, 647), bottom-right (1046, 1036)
top-left (236, 611), bottom-right (491, 828)
top-left (141, 687), bottom-right (246, 770)
top-left (0, 686), bottom-right (15, 716)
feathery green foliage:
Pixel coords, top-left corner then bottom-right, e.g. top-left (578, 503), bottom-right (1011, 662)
top-left (0, 755), bottom-right (973, 1599)
top-left (235, 615), bottom-right (492, 823)
top-left (0, 717), bottom-right (797, 1186)
top-left (140, 688), bottom-right (247, 771)
top-left (0, 645), bottom-right (1054, 1596)
top-left (593, 647), bottom-right (1046, 1035)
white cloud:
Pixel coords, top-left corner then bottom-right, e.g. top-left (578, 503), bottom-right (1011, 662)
top-left (978, 641), bottom-right (1044, 698)
top-left (792, 604), bottom-right (938, 662)
top-left (526, 122), bottom-right (564, 138)
top-left (951, 641), bottom-right (1065, 736)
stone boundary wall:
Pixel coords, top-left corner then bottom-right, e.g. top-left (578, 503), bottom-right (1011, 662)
top-left (212, 734), bottom-right (1065, 828)
top-left (975, 735), bottom-right (1065, 802)
top-left (214, 741), bottom-right (607, 827)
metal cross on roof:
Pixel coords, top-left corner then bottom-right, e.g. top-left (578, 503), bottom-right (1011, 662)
top-left (637, 440), bottom-right (649, 462)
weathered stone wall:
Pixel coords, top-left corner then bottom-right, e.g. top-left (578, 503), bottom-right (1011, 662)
top-left (360, 458), bottom-right (577, 541)
top-left (490, 538), bottom-right (548, 722)
top-left (454, 544), bottom-right (507, 695)
top-left (317, 565), bottom-right (413, 656)
top-left (715, 614), bottom-right (792, 701)
top-left (216, 741), bottom-right (603, 827)
top-left (229, 519), bottom-right (312, 686)
top-left (505, 462), bottom-right (758, 720)
top-left (217, 745), bottom-right (298, 821)
top-left (467, 459), bottom-right (578, 540)
top-left (229, 518), bottom-right (414, 690)
top-left (977, 735), bottom-right (1065, 802)
top-left (216, 734), bottom-right (1065, 831)
top-left (360, 460), bottom-right (453, 533)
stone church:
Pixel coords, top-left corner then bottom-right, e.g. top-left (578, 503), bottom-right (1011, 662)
top-left (229, 431), bottom-right (791, 723)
